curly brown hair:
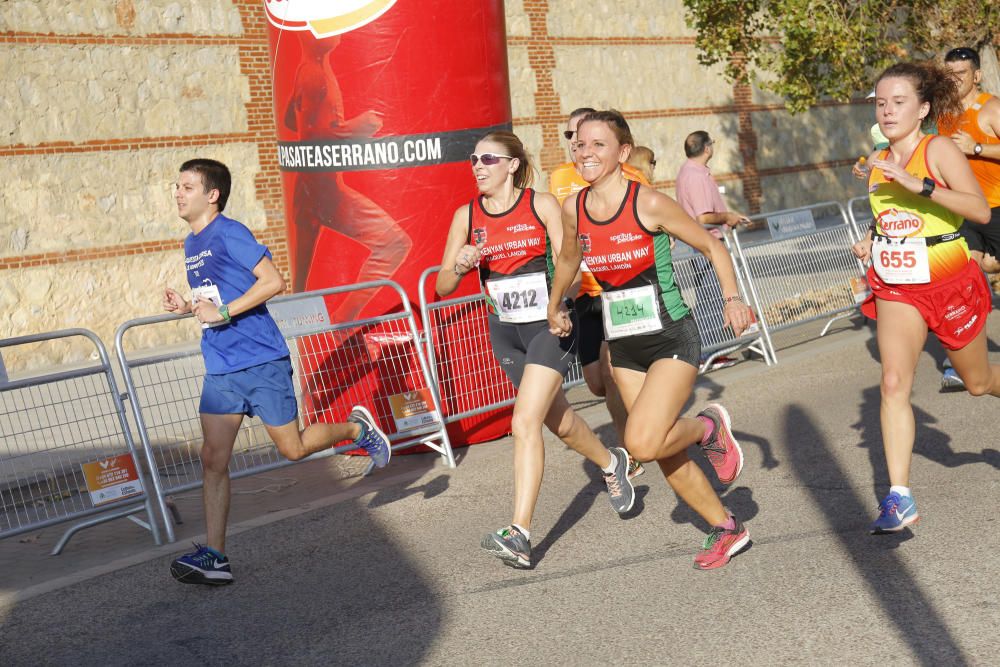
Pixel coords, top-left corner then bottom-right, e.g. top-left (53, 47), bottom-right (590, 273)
top-left (876, 61), bottom-right (963, 126)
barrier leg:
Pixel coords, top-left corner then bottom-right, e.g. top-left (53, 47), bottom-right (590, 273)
top-left (51, 504), bottom-right (153, 556)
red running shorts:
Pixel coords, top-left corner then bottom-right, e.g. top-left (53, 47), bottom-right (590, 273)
top-left (861, 258), bottom-right (991, 350)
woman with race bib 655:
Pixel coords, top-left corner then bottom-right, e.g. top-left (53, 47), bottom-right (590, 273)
top-left (853, 61), bottom-right (997, 534)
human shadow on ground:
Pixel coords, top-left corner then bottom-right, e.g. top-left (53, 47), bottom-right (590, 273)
top-left (0, 498), bottom-right (444, 666)
top-left (367, 472), bottom-right (451, 509)
top-left (784, 403), bottom-right (967, 666)
top-left (667, 448), bottom-right (761, 531)
top-left (852, 384), bottom-right (999, 501)
top-left (530, 458), bottom-right (650, 567)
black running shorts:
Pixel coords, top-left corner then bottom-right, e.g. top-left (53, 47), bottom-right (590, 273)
top-left (960, 206), bottom-right (1000, 258)
top-left (573, 294), bottom-right (605, 367)
top-left (488, 314), bottom-right (577, 388)
top-left (608, 314), bottom-right (701, 372)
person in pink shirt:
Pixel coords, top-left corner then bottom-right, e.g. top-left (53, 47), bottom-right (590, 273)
top-left (675, 131), bottom-right (751, 368)
top-left (675, 131), bottom-right (750, 236)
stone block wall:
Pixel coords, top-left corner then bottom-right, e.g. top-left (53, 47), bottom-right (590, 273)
top-left (1, 0), bottom-right (282, 370)
top-left (2, 0), bottom-right (874, 370)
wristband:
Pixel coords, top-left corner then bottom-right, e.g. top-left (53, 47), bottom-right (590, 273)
top-left (920, 177), bottom-right (936, 198)
top-left (723, 295), bottom-right (743, 305)
top-left (219, 303), bottom-right (231, 323)
top-left (453, 266), bottom-right (464, 277)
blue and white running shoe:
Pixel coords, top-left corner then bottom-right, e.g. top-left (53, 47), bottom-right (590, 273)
top-left (870, 492), bottom-right (919, 534)
top-left (349, 405), bottom-right (391, 468)
top-left (170, 543), bottom-right (233, 585)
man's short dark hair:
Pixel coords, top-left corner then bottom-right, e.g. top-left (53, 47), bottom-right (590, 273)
top-left (568, 107), bottom-right (597, 121)
top-left (180, 158), bottom-right (232, 211)
top-left (684, 131), bottom-right (712, 158)
top-left (944, 47), bottom-right (981, 71)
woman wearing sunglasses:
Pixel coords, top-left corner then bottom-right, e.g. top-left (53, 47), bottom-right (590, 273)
top-left (436, 131), bottom-right (636, 569)
top-left (851, 61), bottom-right (996, 534)
top-left (547, 111), bottom-right (754, 570)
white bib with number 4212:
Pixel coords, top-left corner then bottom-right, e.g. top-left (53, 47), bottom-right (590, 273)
top-left (486, 272), bottom-right (549, 323)
top-left (872, 236), bottom-right (930, 284)
top-left (601, 284), bottom-right (663, 340)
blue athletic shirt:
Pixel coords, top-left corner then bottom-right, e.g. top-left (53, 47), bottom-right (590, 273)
top-left (184, 214), bottom-right (289, 374)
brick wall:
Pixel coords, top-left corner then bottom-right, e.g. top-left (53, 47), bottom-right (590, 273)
top-left (1, 0), bottom-right (876, 368)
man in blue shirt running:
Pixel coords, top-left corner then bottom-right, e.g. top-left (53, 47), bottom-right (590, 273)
top-left (163, 158), bottom-right (391, 586)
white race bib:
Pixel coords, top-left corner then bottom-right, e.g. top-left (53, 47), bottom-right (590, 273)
top-left (601, 284), bottom-right (663, 340)
top-left (191, 284), bottom-right (224, 329)
top-left (486, 272), bottom-right (549, 323)
top-left (872, 236), bottom-right (930, 284)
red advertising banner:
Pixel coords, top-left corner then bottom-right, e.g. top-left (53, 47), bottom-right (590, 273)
top-left (265, 1), bottom-right (514, 446)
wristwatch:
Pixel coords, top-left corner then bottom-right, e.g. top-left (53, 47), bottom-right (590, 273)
top-left (920, 177), bottom-right (936, 198)
top-left (219, 303), bottom-right (231, 323)
top-left (974, 143), bottom-right (983, 156)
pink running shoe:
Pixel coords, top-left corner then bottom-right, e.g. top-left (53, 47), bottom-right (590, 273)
top-left (693, 517), bottom-right (750, 570)
top-left (696, 403), bottom-right (744, 485)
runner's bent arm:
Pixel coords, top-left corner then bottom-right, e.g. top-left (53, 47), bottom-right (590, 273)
top-left (638, 186), bottom-right (751, 336)
top-left (435, 205), bottom-right (479, 297)
top-left (950, 98), bottom-right (1000, 161)
top-left (547, 194), bottom-right (582, 336)
top-left (193, 256), bottom-right (286, 325)
top-left (874, 136), bottom-right (989, 223)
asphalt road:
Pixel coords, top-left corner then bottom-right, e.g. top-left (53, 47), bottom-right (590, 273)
top-left (1, 315), bottom-right (998, 666)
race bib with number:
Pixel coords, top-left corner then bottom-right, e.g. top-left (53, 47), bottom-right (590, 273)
top-left (601, 284), bottom-right (664, 340)
top-left (872, 236), bottom-right (930, 284)
top-left (191, 284), bottom-right (224, 329)
top-left (486, 272), bottom-right (549, 323)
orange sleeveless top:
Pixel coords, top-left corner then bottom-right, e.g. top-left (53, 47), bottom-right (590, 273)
top-left (937, 92), bottom-right (1000, 207)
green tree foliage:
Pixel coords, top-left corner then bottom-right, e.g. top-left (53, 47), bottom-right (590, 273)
top-left (683, 0), bottom-right (999, 112)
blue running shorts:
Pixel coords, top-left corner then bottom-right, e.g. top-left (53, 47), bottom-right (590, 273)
top-left (200, 357), bottom-right (298, 426)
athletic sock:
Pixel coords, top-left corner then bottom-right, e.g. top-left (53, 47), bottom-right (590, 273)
top-left (696, 415), bottom-right (715, 444)
top-left (601, 450), bottom-right (618, 474)
top-left (512, 523), bottom-right (530, 540)
top-left (715, 515), bottom-right (736, 531)
top-left (352, 421), bottom-right (367, 444)
top-left (890, 485), bottom-right (912, 498)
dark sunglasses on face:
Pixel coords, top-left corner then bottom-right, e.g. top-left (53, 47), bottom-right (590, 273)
top-left (563, 130), bottom-right (576, 140)
top-left (470, 153), bottom-right (513, 166)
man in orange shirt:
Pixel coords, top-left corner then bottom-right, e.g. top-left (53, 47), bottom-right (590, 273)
top-left (550, 108), bottom-right (647, 477)
top-left (941, 47), bottom-right (1000, 273)
top-left (939, 47), bottom-right (1000, 389)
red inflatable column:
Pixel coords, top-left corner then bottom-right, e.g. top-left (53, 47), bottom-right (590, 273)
top-left (265, 0), bottom-right (515, 446)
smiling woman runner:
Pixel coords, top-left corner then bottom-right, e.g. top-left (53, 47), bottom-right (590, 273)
top-left (435, 131), bottom-right (635, 569)
top-left (852, 61), bottom-right (998, 534)
top-left (547, 111), bottom-right (753, 570)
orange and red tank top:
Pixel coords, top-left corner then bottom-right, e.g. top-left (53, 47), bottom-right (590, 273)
top-left (868, 134), bottom-right (970, 282)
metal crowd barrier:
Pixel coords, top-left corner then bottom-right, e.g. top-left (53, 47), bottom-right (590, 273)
top-left (417, 267), bottom-right (584, 424)
top-left (846, 195), bottom-right (873, 238)
top-left (671, 237), bottom-right (775, 370)
top-left (730, 201), bottom-right (868, 357)
top-left (115, 280), bottom-right (454, 544)
top-left (0, 329), bottom-right (162, 554)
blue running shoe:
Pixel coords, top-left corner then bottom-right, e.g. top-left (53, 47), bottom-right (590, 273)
top-left (870, 492), bottom-right (919, 534)
top-left (170, 543), bottom-right (233, 585)
top-left (349, 405), bottom-right (391, 468)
